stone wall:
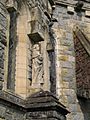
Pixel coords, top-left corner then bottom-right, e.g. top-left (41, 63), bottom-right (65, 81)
top-left (52, 1), bottom-right (90, 120)
top-left (0, 0), bottom-right (90, 120)
top-left (0, 101), bottom-right (25, 120)
top-left (0, 92), bottom-right (25, 120)
top-left (0, 90), bottom-right (69, 120)
top-left (74, 28), bottom-right (90, 99)
top-left (0, 1), bottom-right (7, 90)
top-left (0, 1), bottom-right (69, 120)
top-left (0, 0), bottom-right (52, 98)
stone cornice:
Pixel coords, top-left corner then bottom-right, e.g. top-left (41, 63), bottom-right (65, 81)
top-left (0, 90), bottom-right (70, 115)
top-left (0, 90), bottom-right (25, 108)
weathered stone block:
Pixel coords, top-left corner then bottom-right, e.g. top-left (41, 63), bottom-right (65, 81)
top-left (31, 6), bottom-right (42, 22)
top-left (28, 20), bottom-right (45, 42)
top-left (0, 90), bottom-right (69, 120)
top-left (0, 106), bottom-right (6, 118)
top-left (85, 11), bottom-right (90, 18)
top-left (67, 6), bottom-right (74, 15)
top-left (46, 42), bottom-right (54, 52)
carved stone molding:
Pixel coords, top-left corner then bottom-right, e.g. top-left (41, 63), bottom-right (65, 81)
top-left (0, 90), bottom-right (70, 120)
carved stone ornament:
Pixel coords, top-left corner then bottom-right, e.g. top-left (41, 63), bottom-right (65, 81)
top-left (32, 43), bottom-right (44, 87)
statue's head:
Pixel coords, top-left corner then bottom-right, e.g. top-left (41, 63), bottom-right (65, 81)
top-left (33, 43), bottom-right (41, 52)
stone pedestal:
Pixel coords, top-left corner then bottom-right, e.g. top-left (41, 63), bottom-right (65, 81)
top-left (26, 90), bottom-right (69, 120)
top-left (0, 90), bottom-right (69, 120)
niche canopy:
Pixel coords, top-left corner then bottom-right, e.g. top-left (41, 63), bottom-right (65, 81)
top-left (28, 6), bottom-right (45, 42)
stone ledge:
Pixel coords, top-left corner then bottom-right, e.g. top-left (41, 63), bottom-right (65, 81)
top-left (0, 90), bottom-right (25, 108)
top-left (0, 90), bottom-right (70, 116)
top-left (26, 90), bottom-right (70, 115)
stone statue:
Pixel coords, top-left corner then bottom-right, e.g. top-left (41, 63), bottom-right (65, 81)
top-left (32, 43), bottom-right (44, 87)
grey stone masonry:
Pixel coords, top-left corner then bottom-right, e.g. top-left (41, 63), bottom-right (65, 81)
top-left (0, 1), bottom-right (7, 90)
top-left (0, 0), bottom-right (90, 120)
top-left (52, 0), bottom-right (90, 120)
top-left (0, 90), bottom-right (69, 120)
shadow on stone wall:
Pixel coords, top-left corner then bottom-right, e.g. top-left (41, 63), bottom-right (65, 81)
top-left (78, 98), bottom-right (90, 120)
top-left (48, 27), bottom-right (57, 96)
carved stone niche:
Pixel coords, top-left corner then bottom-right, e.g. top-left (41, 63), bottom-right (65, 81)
top-left (6, 0), bottom-right (17, 12)
top-left (28, 6), bottom-right (45, 42)
top-left (28, 20), bottom-right (45, 42)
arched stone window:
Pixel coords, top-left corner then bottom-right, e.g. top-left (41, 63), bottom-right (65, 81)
top-left (73, 27), bottom-right (90, 99)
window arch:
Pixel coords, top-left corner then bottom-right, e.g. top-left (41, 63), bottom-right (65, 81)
top-left (73, 27), bottom-right (90, 99)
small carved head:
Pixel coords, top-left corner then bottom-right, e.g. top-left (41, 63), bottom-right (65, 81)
top-left (33, 43), bottom-right (41, 52)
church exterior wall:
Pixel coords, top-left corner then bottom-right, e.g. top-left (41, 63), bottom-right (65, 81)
top-left (52, 1), bottom-right (90, 120)
top-left (0, 0), bottom-right (90, 120)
